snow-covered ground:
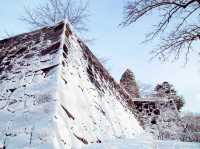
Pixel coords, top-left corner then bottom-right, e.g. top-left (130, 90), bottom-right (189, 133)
top-left (82, 138), bottom-right (200, 149)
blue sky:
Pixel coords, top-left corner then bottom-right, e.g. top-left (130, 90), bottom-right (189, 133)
top-left (0, 0), bottom-right (200, 113)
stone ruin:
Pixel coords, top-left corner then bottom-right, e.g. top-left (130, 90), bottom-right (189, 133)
top-left (0, 20), bottom-right (143, 149)
top-left (119, 69), bottom-right (187, 141)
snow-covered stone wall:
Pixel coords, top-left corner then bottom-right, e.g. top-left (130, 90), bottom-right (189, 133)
top-left (54, 22), bottom-right (143, 148)
top-left (131, 98), bottom-right (184, 140)
top-left (0, 22), bottom-right (63, 149)
top-left (0, 21), bottom-right (143, 149)
top-left (119, 70), bottom-right (186, 141)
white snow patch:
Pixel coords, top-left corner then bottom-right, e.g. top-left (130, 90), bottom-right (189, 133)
top-left (82, 138), bottom-right (200, 149)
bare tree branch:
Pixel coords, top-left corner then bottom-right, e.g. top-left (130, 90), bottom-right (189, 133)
top-left (122, 0), bottom-right (200, 63)
top-left (21, 0), bottom-right (89, 32)
top-left (153, 25), bottom-right (200, 63)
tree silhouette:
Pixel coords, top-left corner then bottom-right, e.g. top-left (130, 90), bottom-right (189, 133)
top-left (21, 0), bottom-right (89, 32)
top-left (123, 0), bottom-right (200, 63)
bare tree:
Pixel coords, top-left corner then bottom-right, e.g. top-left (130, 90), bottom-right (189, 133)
top-left (181, 112), bottom-right (200, 142)
top-left (122, 0), bottom-right (200, 63)
top-left (21, 0), bottom-right (89, 32)
top-left (154, 81), bottom-right (185, 111)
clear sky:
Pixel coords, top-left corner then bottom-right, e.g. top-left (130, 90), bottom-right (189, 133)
top-left (0, 0), bottom-right (200, 113)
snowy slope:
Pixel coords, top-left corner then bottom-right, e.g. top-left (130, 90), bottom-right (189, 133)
top-left (0, 21), bottom-right (143, 149)
top-left (82, 137), bottom-right (200, 149)
top-left (54, 21), bottom-right (143, 148)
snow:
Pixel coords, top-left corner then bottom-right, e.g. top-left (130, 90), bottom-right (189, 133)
top-left (0, 20), bottom-right (198, 149)
top-left (54, 22), bottom-right (143, 148)
top-left (0, 21), bottom-right (144, 148)
top-left (82, 138), bottom-right (200, 149)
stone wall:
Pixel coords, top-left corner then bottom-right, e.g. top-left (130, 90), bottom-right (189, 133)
top-left (0, 21), bottom-right (65, 149)
top-left (132, 98), bottom-right (185, 140)
top-left (0, 21), bottom-right (144, 149)
top-left (119, 70), bottom-right (188, 141)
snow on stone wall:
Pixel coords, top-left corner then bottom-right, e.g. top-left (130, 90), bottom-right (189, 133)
top-left (119, 71), bottom-right (187, 141)
top-left (54, 22), bottom-right (143, 148)
top-left (132, 98), bottom-right (184, 141)
top-left (0, 22), bottom-right (64, 149)
top-left (0, 21), bottom-right (143, 149)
